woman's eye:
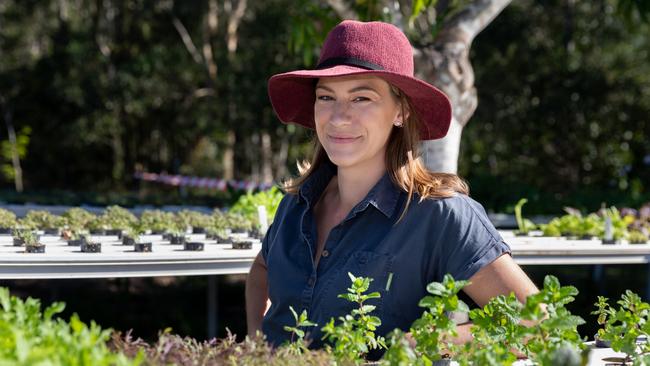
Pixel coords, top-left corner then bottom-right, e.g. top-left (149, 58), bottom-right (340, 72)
top-left (316, 95), bottom-right (333, 101)
top-left (352, 96), bottom-right (370, 102)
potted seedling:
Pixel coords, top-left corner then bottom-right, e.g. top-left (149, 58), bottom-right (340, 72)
top-left (629, 230), bottom-right (649, 244)
top-left (102, 205), bottom-right (138, 237)
top-left (590, 290), bottom-right (650, 364)
top-left (225, 212), bottom-right (254, 236)
top-left (21, 230), bottom-right (45, 253)
top-left (513, 198), bottom-right (536, 236)
top-left (139, 210), bottom-right (175, 235)
top-left (183, 240), bottom-right (204, 251)
top-left (0, 208), bottom-right (17, 234)
top-left (21, 210), bottom-right (64, 235)
top-left (12, 228), bottom-right (31, 246)
top-left (81, 238), bottom-right (102, 253)
top-left (232, 237), bottom-right (253, 250)
top-left (591, 296), bottom-right (613, 348)
top-left (576, 213), bottom-right (602, 240)
top-left (175, 210), bottom-right (212, 234)
top-left (600, 207), bottom-right (631, 244)
top-left (206, 227), bottom-right (231, 244)
top-left (87, 215), bottom-right (109, 235)
top-left (165, 222), bottom-right (187, 245)
top-left (124, 227), bottom-right (152, 253)
top-left (122, 226), bottom-right (139, 246)
top-left (62, 208), bottom-right (96, 231)
top-left (67, 228), bottom-right (89, 246)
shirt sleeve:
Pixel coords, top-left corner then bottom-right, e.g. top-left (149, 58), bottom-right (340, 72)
top-left (432, 194), bottom-right (512, 281)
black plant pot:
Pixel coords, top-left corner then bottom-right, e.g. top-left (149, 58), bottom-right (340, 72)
top-left (105, 229), bottom-right (122, 237)
top-left (122, 236), bottom-right (136, 246)
top-left (192, 227), bottom-right (206, 234)
top-left (0, 227), bottom-right (12, 235)
top-left (81, 242), bottom-right (101, 253)
top-left (13, 238), bottom-right (24, 246)
top-left (594, 334), bottom-right (611, 348)
top-left (134, 242), bottom-right (152, 252)
top-left (216, 235), bottom-right (232, 244)
top-left (25, 244), bottom-right (45, 253)
top-left (602, 239), bottom-right (620, 245)
top-left (150, 230), bottom-right (166, 235)
top-left (514, 231), bottom-right (530, 237)
top-left (232, 240), bottom-right (253, 250)
top-left (68, 239), bottom-right (86, 246)
top-left (90, 229), bottom-right (106, 235)
top-left (184, 242), bottom-right (204, 251)
top-left (578, 235), bottom-right (595, 240)
top-left (170, 235), bottom-right (186, 245)
top-left (230, 228), bottom-right (247, 235)
top-left (42, 228), bottom-right (59, 236)
top-left (162, 233), bottom-right (172, 241)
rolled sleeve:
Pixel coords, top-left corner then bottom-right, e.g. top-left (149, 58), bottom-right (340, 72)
top-left (434, 195), bottom-right (512, 281)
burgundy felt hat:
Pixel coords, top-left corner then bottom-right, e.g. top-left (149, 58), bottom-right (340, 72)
top-left (268, 20), bottom-right (452, 140)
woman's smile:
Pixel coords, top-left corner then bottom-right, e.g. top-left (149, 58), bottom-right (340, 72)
top-left (328, 134), bottom-right (362, 144)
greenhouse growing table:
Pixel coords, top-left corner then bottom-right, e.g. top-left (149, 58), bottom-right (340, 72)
top-left (2, 231), bottom-right (650, 364)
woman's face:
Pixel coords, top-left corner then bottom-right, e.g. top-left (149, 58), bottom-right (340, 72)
top-left (314, 75), bottom-right (403, 171)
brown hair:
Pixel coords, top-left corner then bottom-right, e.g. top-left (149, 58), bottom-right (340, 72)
top-left (283, 85), bottom-right (469, 221)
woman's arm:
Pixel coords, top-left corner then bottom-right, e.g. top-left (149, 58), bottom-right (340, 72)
top-left (463, 253), bottom-right (539, 308)
top-left (447, 254), bottom-right (540, 348)
top-left (245, 252), bottom-right (270, 336)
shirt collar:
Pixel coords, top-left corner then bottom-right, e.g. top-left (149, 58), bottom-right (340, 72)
top-left (298, 161), bottom-right (402, 219)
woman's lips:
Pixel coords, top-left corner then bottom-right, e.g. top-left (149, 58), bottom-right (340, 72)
top-left (328, 135), bottom-right (360, 144)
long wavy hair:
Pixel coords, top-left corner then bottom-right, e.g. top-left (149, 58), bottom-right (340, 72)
top-left (283, 84), bottom-right (469, 221)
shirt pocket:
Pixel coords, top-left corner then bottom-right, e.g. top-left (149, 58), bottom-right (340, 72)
top-left (321, 250), bottom-right (394, 324)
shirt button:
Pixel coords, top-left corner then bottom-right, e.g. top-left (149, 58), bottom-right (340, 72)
top-left (308, 278), bottom-right (315, 287)
top-left (322, 250), bottom-right (329, 258)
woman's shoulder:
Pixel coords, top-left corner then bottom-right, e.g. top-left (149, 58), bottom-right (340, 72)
top-left (410, 193), bottom-right (496, 232)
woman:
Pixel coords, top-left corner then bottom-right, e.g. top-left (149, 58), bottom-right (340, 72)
top-left (246, 20), bottom-right (538, 350)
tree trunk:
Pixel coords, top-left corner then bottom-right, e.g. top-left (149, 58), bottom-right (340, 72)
top-left (417, 0), bottom-right (513, 173)
top-left (261, 131), bottom-right (273, 184)
top-left (0, 97), bottom-right (24, 192)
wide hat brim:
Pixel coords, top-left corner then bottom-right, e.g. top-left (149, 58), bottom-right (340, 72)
top-left (268, 65), bottom-right (452, 140)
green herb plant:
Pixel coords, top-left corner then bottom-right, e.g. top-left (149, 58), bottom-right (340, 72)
top-left (138, 210), bottom-right (175, 233)
top-left (21, 210), bottom-right (65, 230)
top-left (514, 198), bottom-right (536, 235)
top-left (383, 275), bottom-right (585, 366)
top-left (321, 273), bottom-right (387, 364)
top-left (591, 291), bottom-right (650, 365)
top-left (283, 306), bottom-right (318, 355)
top-left (103, 206), bottom-right (138, 230)
top-left (14, 229), bottom-right (40, 247)
top-left (0, 208), bottom-right (17, 229)
top-left (0, 287), bottom-right (142, 365)
top-left (62, 208), bottom-right (96, 230)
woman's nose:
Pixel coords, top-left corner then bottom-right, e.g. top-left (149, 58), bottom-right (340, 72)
top-left (328, 101), bottom-right (351, 127)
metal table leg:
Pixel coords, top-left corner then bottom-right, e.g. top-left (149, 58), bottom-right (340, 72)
top-left (207, 276), bottom-right (218, 339)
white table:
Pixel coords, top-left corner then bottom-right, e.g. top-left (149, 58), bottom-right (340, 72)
top-left (0, 233), bottom-right (261, 338)
top-left (2, 231), bottom-right (649, 345)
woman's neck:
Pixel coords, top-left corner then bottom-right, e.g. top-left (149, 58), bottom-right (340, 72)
top-left (330, 161), bottom-right (387, 213)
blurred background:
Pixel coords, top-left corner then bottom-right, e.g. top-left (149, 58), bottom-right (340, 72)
top-left (1, 0), bottom-right (649, 344)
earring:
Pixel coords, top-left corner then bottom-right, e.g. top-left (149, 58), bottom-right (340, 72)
top-left (394, 120), bottom-right (403, 127)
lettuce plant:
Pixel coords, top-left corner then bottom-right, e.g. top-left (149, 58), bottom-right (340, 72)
top-left (230, 186), bottom-right (284, 224)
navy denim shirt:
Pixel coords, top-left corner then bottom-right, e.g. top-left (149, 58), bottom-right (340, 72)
top-left (261, 161), bottom-right (511, 348)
